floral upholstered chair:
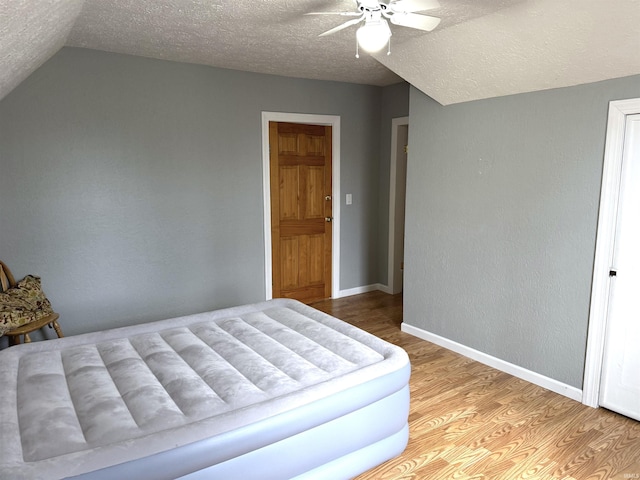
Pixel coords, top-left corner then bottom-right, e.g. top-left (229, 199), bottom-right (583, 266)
top-left (0, 260), bottom-right (63, 345)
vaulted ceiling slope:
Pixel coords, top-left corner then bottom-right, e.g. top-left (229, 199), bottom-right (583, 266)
top-left (0, 0), bottom-right (84, 101)
top-left (375, 0), bottom-right (640, 105)
top-left (1, 0), bottom-right (639, 105)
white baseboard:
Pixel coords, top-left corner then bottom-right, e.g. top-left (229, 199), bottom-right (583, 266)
top-left (401, 323), bottom-right (583, 402)
top-left (337, 283), bottom-right (390, 298)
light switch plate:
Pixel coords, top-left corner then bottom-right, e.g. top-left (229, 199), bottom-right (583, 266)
top-left (346, 194), bottom-right (352, 205)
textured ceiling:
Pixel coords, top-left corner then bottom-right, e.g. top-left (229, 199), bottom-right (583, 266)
top-left (65, 0), bottom-right (402, 87)
top-left (375, 0), bottom-right (640, 105)
top-left (0, 0), bottom-right (639, 105)
top-left (0, 0), bottom-right (84, 100)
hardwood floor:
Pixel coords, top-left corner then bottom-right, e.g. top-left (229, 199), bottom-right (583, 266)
top-left (310, 291), bottom-right (640, 480)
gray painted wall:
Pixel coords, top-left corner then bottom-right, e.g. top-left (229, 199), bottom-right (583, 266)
top-left (404, 75), bottom-right (640, 388)
top-left (0, 47), bottom-right (397, 338)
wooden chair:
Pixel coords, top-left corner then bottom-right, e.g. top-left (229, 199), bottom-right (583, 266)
top-left (0, 260), bottom-right (64, 345)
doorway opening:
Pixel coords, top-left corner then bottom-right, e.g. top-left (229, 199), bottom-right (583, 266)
top-left (387, 117), bottom-right (409, 294)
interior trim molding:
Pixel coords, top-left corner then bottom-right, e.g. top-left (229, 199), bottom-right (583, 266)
top-left (401, 322), bottom-right (583, 402)
top-left (261, 112), bottom-right (341, 300)
top-left (338, 284), bottom-right (390, 298)
top-left (582, 97), bottom-right (640, 408)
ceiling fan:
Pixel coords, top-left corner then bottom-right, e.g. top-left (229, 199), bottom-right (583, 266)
top-left (307, 0), bottom-right (441, 57)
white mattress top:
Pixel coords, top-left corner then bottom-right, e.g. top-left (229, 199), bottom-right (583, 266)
top-left (0, 299), bottom-right (409, 479)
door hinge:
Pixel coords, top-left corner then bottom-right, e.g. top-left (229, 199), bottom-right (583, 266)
top-left (404, 145), bottom-right (408, 154)
top-left (609, 269), bottom-right (617, 277)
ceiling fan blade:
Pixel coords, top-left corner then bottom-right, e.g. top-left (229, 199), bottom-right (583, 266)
top-left (389, 0), bottom-right (440, 13)
top-left (319, 17), bottom-right (364, 36)
top-left (390, 12), bottom-right (441, 31)
top-left (305, 11), bottom-right (361, 16)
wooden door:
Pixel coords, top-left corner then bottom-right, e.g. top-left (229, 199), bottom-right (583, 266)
top-left (599, 114), bottom-right (640, 421)
top-left (269, 122), bottom-right (332, 303)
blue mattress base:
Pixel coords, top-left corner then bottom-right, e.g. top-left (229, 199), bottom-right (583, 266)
top-left (179, 387), bottom-right (410, 480)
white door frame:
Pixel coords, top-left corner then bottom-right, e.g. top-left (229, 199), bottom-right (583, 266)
top-left (261, 112), bottom-right (341, 300)
top-left (387, 117), bottom-right (409, 294)
top-left (583, 98), bottom-right (640, 407)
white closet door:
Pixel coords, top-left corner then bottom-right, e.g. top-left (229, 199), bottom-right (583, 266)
top-left (600, 114), bottom-right (640, 421)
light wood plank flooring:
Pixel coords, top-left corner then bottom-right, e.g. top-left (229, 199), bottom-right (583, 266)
top-left (310, 291), bottom-right (640, 480)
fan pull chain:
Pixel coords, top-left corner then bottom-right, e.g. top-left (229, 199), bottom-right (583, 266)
top-left (355, 38), bottom-right (360, 58)
top-left (387, 38), bottom-right (391, 55)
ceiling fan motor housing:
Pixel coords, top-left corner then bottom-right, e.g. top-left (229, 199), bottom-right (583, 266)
top-left (358, 0), bottom-right (385, 12)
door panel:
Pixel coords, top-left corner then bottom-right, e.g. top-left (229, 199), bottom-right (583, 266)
top-left (600, 114), bottom-right (640, 421)
top-left (307, 234), bottom-right (325, 285)
top-left (306, 135), bottom-right (326, 156)
top-left (270, 122), bottom-right (332, 303)
top-left (279, 166), bottom-right (299, 220)
top-left (278, 132), bottom-right (298, 155)
top-left (306, 166), bottom-right (325, 218)
top-left (280, 237), bottom-right (299, 290)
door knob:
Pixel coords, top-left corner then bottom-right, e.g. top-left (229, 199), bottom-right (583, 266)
top-left (325, 217), bottom-right (333, 222)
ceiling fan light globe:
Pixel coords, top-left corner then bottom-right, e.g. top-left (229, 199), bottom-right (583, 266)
top-left (356, 20), bottom-right (391, 53)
